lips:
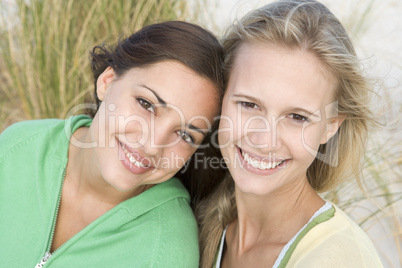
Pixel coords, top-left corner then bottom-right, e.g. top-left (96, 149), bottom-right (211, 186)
top-left (236, 146), bottom-right (288, 174)
top-left (241, 149), bottom-right (284, 170)
top-left (117, 139), bottom-right (154, 175)
top-left (119, 141), bottom-right (151, 168)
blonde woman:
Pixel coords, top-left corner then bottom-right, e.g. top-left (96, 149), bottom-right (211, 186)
top-left (198, 0), bottom-right (383, 267)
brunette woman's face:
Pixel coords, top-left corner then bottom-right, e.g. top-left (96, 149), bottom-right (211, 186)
top-left (89, 61), bottom-right (219, 191)
top-left (219, 43), bottom-right (344, 197)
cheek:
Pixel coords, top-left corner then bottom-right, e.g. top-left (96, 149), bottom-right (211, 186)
top-left (164, 145), bottom-right (197, 170)
top-left (116, 113), bottom-right (151, 145)
top-left (94, 101), bottom-right (125, 137)
top-left (293, 124), bottom-right (325, 158)
top-left (218, 109), bottom-right (235, 147)
top-left (218, 105), bottom-right (252, 144)
top-left (91, 106), bottom-right (110, 146)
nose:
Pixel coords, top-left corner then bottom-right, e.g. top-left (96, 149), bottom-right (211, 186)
top-left (244, 115), bottom-right (282, 152)
top-left (142, 117), bottom-right (173, 157)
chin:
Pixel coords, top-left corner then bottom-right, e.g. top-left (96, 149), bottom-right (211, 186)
top-left (233, 177), bottom-right (272, 196)
top-left (103, 175), bottom-right (141, 192)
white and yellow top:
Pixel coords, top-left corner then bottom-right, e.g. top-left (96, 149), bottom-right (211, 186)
top-left (214, 202), bottom-right (383, 268)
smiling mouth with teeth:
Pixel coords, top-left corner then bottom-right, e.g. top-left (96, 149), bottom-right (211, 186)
top-left (241, 149), bottom-right (285, 170)
top-left (119, 141), bottom-right (149, 168)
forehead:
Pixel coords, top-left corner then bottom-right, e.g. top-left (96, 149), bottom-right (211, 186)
top-left (228, 43), bottom-right (337, 109)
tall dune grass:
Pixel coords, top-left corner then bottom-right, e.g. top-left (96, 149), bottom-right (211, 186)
top-left (321, 1), bottom-right (402, 266)
top-left (321, 136), bottom-right (402, 266)
top-left (0, 0), bottom-right (195, 131)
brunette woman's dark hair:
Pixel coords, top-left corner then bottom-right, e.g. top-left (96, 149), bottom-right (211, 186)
top-left (90, 20), bottom-right (224, 109)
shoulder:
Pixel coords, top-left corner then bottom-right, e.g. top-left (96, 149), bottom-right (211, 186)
top-left (147, 179), bottom-right (199, 267)
top-left (0, 118), bottom-right (63, 139)
top-left (0, 119), bottom-right (63, 158)
top-left (0, 115), bottom-right (92, 160)
top-left (288, 204), bottom-right (383, 267)
top-left (121, 178), bottom-right (199, 267)
top-left (150, 178), bottom-right (197, 231)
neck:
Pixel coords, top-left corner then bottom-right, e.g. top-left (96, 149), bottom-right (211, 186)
top-left (231, 177), bottom-right (324, 253)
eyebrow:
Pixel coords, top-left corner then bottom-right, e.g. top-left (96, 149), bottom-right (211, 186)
top-left (232, 94), bottom-right (320, 119)
top-left (289, 107), bottom-right (320, 118)
top-left (231, 94), bottom-right (261, 105)
top-left (140, 84), bottom-right (167, 107)
top-left (140, 84), bottom-right (206, 137)
top-left (188, 124), bottom-right (206, 137)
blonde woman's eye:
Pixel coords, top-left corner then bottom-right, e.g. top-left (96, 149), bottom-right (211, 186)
top-left (289, 113), bottom-right (309, 123)
top-left (177, 130), bottom-right (195, 144)
top-left (239, 101), bottom-right (259, 110)
top-left (137, 98), bottom-right (155, 113)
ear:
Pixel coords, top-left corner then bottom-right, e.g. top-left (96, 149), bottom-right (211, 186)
top-left (320, 115), bottom-right (346, 144)
top-left (96, 67), bottom-right (116, 101)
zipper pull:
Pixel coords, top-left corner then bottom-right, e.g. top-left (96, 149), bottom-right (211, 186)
top-left (35, 252), bottom-right (52, 268)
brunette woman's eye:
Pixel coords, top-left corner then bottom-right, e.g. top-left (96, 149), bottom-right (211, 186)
top-left (239, 101), bottom-right (260, 110)
top-left (177, 130), bottom-right (195, 145)
top-left (289, 113), bottom-right (309, 123)
top-left (137, 98), bottom-right (155, 114)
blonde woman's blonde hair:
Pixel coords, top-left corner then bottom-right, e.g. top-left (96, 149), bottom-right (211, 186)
top-left (198, 1), bottom-right (376, 267)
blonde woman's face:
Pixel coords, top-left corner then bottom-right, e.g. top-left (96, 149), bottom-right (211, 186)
top-left (218, 43), bottom-right (344, 196)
